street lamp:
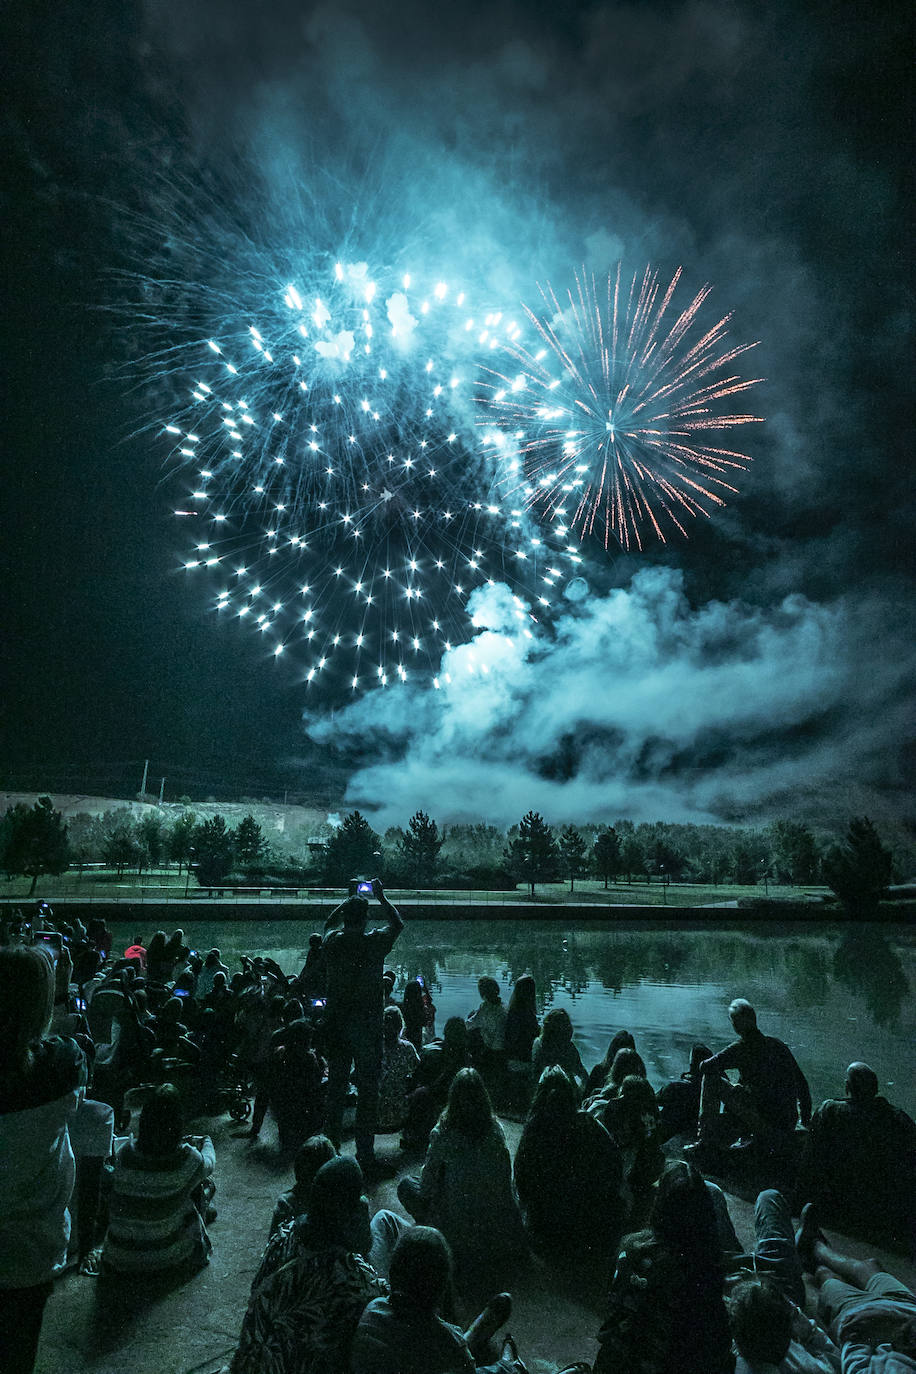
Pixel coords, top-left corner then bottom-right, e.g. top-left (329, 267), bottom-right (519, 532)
top-left (184, 847), bottom-right (196, 899)
top-left (761, 859), bottom-right (769, 895)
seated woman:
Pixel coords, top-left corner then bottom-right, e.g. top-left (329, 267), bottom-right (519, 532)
top-left (400, 1017), bottom-right (472, 1152)
top-left (584, 1030), bottom-right (637, 1097)
top-left (269, 1134), bottom-right (337, 1237)
top-left (593, 1161), bottom-right (733, 1374)
top-left (530, 1008), bottom-right (588, 1098)
top-left (503, 975), bottom-right (539, 1110)
top-left (399, 979), bottom-right (429, 1054)
top-left (585, 1047), bottom-right (648, 1121)
top-left (230, 1156), bottom-right (387, 1374)
top-left (269, 1019), bottom-right (327, 1153)
top-left (377, 1006), bottom-right (420, 1134)
top-left (398, 1069), bottom-right (526, 1287)
top-left (465, 977), bottom-right (507, 1094)
top-left (0, 945), bottom-right (86, 1374)
top-left (514, 1067), bottom-right (624, 1262)
top-left (101, 1083), bottom-right (215, 1276)
top-left (596, 1075), bottom-right (665, 1211)
top-left (351, 1226), bottom-right (512, 1374)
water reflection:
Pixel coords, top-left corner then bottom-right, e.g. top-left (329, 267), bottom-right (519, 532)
top-left (833, 928), bottom-right (909, 1028)
top-left (108, 918), bottom-right (915, 1119)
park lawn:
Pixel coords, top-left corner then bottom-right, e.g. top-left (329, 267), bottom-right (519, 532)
top-left (0, 867), bottom-right (831, 907)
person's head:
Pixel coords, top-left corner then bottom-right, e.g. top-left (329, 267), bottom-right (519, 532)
top-left (342, 895), bottom-right (369, 930)
top-left (158, 996), bottom-right (186, 1025)
top-left (389, 1227), bottom-right (453, 1315)
top-left (609, 1047), bottom-right (647, 1089)
top-left (477, 975), bottom-right (501, 1005)
top-left (210, 971), bottom-right (227, 994)
top-left (729, 1276), bottom-right (792, 1365)
top-left (402, 978), bottom-right (424, 1009)
top-left (0, 945), bottom-right (55, 1070)
top-left (618, 1074), bottom-right (657, 1117)
top-left (688, 1043), bottom-right (712, 1076)
top-left (540, 1006), bottom-right (574, 1051)
top-left (147, 930), bottom-right (167, 958)
top-left (283, 999), bottom-right (305, 1025)
top-left (529, 1065), bottom-right (579, 1128)
top-left (205, 948), bottom-right (222, 968)
top-left (174, 970), bottom-right (196, 996)
top-left (442, 1016), bottom-right (468, 1053)
top-left (137, 1083), bottom-right (184, 1155)
top-left (384, 1004), bottom-right (405, 1046)
top-left (293, 1133), bottom-right (337, 1191)
top-left (508, 974), bottom-right (536, 1015)
top-left (845, 1061), bottom-right (879, 1101)
top-left (602, 1029), bottom-right (635, 1067)
top-left (651, 1162), bottom-right (721, 1267)
top-left (307, 1156), bottom-right (370, 1252)
top-left (441, 1067), bottom-right (496, 1139)
top-left (308, 933), bottom-right (323, 951)
top-left (283, 1019), bottom-right (314, 1054)
top-left (728, 998), bottom-right (757, 1035)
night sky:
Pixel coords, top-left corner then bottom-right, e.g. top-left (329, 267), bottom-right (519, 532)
top-left (2, 0), bottom-right (913, 834)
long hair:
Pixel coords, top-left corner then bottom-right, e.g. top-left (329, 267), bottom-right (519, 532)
top-left (0, 945), bottom-right (55, 1075)
top-left (136, 1083), bottom-right (184, 1155)
top-left (609, 1047), bottom-right (647, 1090)
top-left (527, 1065), bottom-right (579, 1133)
top-left (539, 1007), bottom-right (575, 1054)
top-left (649, 1161), bottom-right (722, 1271)
top-left (439, 1067), bottom-right (497, 1140)
top-left (508, 974), bottom-right (536, 1015)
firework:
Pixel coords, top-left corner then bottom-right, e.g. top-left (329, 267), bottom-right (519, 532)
top-left (477, 265), bottom-right (763, 551)
top-left (160, 257), bottom-right (581, 690)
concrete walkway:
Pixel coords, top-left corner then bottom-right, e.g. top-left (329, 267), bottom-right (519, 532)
top-left (36, 1107), bottom-right (916, 1374)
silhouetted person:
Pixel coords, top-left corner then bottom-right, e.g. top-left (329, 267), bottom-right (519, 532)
top-left (689, 999), bottom-right (811, 1159)
top-left (322, 880), bottom-right (404, 1176)
top-left (795, 1061), bottom-right (916, 1251)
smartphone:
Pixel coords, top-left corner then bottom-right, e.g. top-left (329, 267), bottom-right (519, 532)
top-left (74, 995), bottom-right (88, 1012)
top-left (310, 997), bottom-right (327, 1009)
top-left (357, 881), bottom-right (372, 896)
top-left (173, 987), bottom-right (191, 999)
top-left (416, 974), bottom-right (425, 989)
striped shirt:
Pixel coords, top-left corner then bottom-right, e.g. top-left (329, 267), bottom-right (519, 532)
top-left (102, 1136), bottom-right (214, 1274)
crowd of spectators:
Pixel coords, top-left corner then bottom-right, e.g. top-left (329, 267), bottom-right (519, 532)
top-left (1, 892), bottom-right (914, 1374)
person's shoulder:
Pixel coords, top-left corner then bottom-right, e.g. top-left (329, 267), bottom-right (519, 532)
top-left (34, 1034), bottom-right (85, 1091)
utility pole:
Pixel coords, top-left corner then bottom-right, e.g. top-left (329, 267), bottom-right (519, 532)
top-left (158, 777), bottom-right (165, 805)
top-left (139, 759), bottom-right (149, 800)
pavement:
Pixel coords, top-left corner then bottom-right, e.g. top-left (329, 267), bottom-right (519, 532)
top-left (35, 1105), bottom-right (916, 1374)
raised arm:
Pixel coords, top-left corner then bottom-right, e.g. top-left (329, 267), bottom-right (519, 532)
top-left (372, 878), bottom-right (404, 941)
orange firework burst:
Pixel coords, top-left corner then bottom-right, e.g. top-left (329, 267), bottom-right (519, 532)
top-left (477, 265), bottom-right (764, 551)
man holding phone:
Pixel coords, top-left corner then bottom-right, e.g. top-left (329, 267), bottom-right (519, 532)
top-left (321, 878), bottom-right (404, 1179)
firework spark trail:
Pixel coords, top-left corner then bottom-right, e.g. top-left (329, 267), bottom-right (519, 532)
top-left (477, 265), bottom-right (763, 551)
top-left (152, 253), bottom-right (582, 693)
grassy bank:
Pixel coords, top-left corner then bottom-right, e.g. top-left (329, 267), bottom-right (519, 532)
top-left (1, 866), bottom-right (830, 908)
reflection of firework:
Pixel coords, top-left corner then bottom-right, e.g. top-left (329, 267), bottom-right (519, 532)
top-left (477, 265), bottom-right (763, 551)
top-left (160, 256), bottom-right (579, 690)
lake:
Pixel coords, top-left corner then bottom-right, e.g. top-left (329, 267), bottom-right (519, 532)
top-left (109, 918), bottom-right (916, 1118)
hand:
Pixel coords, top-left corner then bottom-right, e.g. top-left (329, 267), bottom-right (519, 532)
top-left (371, 878), bottom-right (384, 900)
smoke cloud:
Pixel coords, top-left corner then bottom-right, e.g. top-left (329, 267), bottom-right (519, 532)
top-left (308, 567), bottom-right (913, 829)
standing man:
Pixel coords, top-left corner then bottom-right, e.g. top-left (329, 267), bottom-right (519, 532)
top-left (322, 879), bottom-right (404, 1178)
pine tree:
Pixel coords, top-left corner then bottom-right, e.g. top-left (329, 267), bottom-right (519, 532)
top-left (0, 796), bottom-right (70, 895)
top-left (558, 825), bottom-right (587, 893)
top-left (234, 814), bottom-right (265, 866)
top-left (593, 827), bottom-right (621, 888)
top-left (323, 811), bottom-right (383, 885)
top-left (504, 811), bottom-right (557, 897)
top-left (138, 815), bottom-right (164, 868)
top-left (822, 817), bottom-right (893, 918)
top-left (191, 815), bottom-right (235, 888)
top-left (167, 811), bottom-right (197, 875)
top-left (398, 810), bottom-right (443, 886)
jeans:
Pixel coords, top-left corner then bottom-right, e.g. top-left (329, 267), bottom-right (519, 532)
top-left (325, 1014), bottom-right (383, 1160)
top-left (752, 1188), bottom-right (805, 1308)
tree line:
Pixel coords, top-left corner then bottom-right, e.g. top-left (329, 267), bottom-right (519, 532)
top-left (0, 797), bottom-right (898, 915)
